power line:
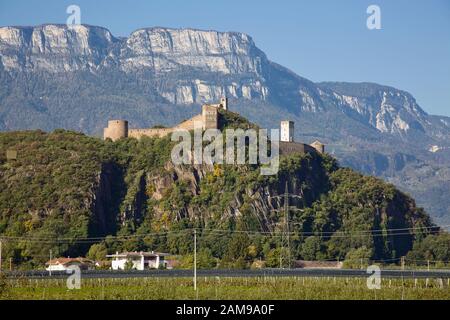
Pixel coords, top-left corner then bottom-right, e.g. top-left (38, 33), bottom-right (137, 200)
top-left (0, 229), bottom-right (192, 242)
top-left (196, 229), bottom-right (438, 239)
top-left (0, 224), bottom-right (447, 244)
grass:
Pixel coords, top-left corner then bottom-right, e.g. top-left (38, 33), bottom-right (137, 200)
top-left (1, 276), bottom-right (449, 300)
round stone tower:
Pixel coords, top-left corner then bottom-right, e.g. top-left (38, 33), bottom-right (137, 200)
top-left (103, 120), bottom-right (128, 141)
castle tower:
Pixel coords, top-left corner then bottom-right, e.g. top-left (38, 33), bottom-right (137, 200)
top-left (104, 120), bottom-right (128, 141)
top-left (220, 97), bottom-right (228, 110)
top-left (281, 121), bottom-right (294, 142)
top-left (202, 105), bottom-right (219, 130)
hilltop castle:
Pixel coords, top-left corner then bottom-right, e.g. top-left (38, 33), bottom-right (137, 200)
top-left (103, 98), bottom-right (325, 154)
top-left (104, 98), bottom-right (228, 141)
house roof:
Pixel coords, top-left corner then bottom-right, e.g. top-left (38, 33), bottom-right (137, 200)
top-left (294, 260), bottom-right (342, 269)
top-left (106, 251), bottom-right (170, 258)
top-left (46, 257), bottom-right (94, 266)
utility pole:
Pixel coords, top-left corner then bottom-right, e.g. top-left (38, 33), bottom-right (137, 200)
top-left (9, 258), bottom-right (12, 271)
top-left (193, 229), bottom-right (197, 291)
top-left (49, 249), bottom-right (52, 277)
top-left (401, 256), bottom-right (405, 270)
top-left (283, 181), bottom-right (291, 269)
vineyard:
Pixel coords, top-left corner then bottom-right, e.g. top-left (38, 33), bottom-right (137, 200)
top-left (1, 276), bottom-right (449, 300)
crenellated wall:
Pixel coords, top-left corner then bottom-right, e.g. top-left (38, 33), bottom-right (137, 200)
top-left (176, 114), bottom-right (204, 131)
top-left (128, 128), bottom-right (175, 139)
top-left (104, 101), bottom-right (223, 141)
top-left (279, 141), bottom-right (317, 155)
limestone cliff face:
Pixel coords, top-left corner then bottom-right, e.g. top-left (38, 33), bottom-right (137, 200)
top-left (120, 28), bottom-right (264, 75)
top-left (0, 25), bottom-right (270, 104)
top-left (0, 24), bottom-right (117, 72)
top-left (117, 27), bottom-right (271, 104)
top-left (319, 82), bottom-right (450, 138)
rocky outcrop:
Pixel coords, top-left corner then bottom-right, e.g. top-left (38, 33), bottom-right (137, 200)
top-left (0, 25), bottom-right (270, 104)
top-left (0, 24), bottom-right (117, 72)
top-left (141, 155), bottom-right (327, 231)
top-left (89, 163), bottom-right (123, 235)
top-left (120, 28), bottom-right (265, 74)
top-left (319, 82), bottom-right (450, 138)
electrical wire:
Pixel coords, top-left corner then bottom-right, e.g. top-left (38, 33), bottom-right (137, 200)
top-left (0, 224), bottom-right (447, 244)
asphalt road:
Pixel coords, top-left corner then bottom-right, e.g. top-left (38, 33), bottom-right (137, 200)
top-left (3, 268), bottom-right (450, 279)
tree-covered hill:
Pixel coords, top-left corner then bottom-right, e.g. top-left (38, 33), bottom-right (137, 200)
top-left (0, 118), bottom-right (446, 269)
top-left (2, 24), bottom-right (450, 228)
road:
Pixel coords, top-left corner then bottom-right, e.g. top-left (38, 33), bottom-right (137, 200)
top-left (3, 268), bottom-right (450, 279)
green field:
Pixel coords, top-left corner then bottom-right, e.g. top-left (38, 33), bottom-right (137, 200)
top-left (1, 277), bottom-right (449, 300)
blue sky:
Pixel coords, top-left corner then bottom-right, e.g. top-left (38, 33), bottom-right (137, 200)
top-left (1, 0), bottom-right (449, 116)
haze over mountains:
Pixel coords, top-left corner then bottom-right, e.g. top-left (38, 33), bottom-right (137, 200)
top-left (0, 24), bottom-right (449, 225)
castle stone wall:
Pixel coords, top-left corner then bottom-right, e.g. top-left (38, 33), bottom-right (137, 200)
top-left (176, 114), bottom-right (204, 131)
top-left (279, 141), bottom-right (317, 155)
top-left (310, 141), bottom-right (325, 154)
top-left (104, 100), bottom-right (227, 141)
top-left (128, 128), bottom-right (175, 139)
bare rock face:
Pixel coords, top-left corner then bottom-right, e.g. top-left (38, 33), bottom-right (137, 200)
top-left (0, 25), bottom-right (270, 104)
top-left (0, 24), bottom-right (117, 72)
top-left (319, 83), bottom-right (446, 137)
top-left (118, 28), bottom-right (270, 104)
top-left (120, 28), bottom-right (264, 75)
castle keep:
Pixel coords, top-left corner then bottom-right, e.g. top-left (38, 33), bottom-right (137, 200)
top-left (103, 98), bottom-right (325, 154)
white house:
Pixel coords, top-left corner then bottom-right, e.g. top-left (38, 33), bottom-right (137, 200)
top-left (45, 257), bottom-right (94, 271)
top-left (106, 251), bottom-right (170, 270)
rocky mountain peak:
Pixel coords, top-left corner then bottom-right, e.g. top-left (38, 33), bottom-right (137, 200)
top-left (0, 24), bottom-right (117, 72)
top-left (318, 82), bottom-right (434, 135)
top-left (120, 26), bottom-right (265, 75)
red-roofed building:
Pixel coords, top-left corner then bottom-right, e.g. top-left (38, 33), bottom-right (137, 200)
top-left (45, 257), bottom-right (95, 271)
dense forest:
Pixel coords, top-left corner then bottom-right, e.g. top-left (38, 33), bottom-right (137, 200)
top-left (0, 110), bottom-right (448, 269)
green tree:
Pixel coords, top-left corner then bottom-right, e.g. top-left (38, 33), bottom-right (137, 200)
top-left (406, 234), bottom-right (450, 265)
top-left (300, 236), bottom-right (322, 260)
top-left (124, 259), bottom-right (135, 271)
top-left (87, 243), bottom-right (108, 262)
top-left (343, 246), bottom-right (372, 269)
top-left (221, 233), bottom-right (252, 268)
top-left (265, 248), bottom-right (285, 268)
top-left (178, 249), bottom-right (217, 269)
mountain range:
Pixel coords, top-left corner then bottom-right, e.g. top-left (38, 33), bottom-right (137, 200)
top-left (0, 24), bottom-right (449, 225)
